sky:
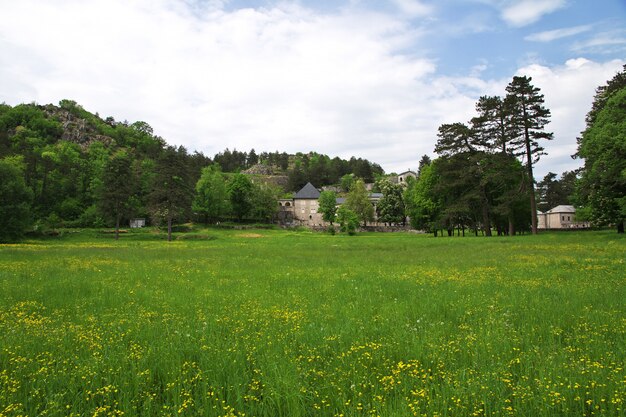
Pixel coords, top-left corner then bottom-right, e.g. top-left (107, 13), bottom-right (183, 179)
top-left (0, 0), bottom-right (624, 178)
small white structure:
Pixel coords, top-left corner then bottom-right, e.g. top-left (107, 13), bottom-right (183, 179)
top-left (537, 205), bottom-right (589, 229)
top-left (130, 218), bottom-right (146, 228)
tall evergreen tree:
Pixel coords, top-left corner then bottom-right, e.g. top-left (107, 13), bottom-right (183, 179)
top-left (472, 95), bottom-right (517, 154)
top-left (149, 146), bottom-right (193, 241)
top-left (100, 150), bottom-right (135, 240)
top-left (505, 76), bottom-right (553, 234)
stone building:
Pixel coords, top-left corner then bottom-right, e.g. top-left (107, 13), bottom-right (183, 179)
top-left (278, 182), bottom-right (385, 227)
top-left (396, 170), bottom-right (417, 186)
top-left (537, 205), bottom-right (589, 229)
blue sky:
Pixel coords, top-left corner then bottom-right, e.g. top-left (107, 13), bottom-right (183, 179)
top-left (0, 0), bottom-right (624, 177)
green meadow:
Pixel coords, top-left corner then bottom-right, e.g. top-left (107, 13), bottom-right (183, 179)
top-left (1, 229), bottom-right (625, 417)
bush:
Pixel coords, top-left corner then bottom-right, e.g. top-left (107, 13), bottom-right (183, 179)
top-left (337, 206), bottom-right (359, 235)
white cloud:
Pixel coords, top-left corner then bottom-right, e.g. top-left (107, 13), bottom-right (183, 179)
top-left (390, 0), bottom-right (433, 18)
top-left (525, 25), bottom-right (592, 42)
top-left (500, 0), bottom-right (566, 27)
top-left (0, 0), bottom-right (622, 177)
top-left (0, 0), bottom-right (444, 173)
top-left (571, 30), bottom-right (626, 54)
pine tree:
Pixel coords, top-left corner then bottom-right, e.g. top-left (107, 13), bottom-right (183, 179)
top-left (506, 76), bottom-right (553, 234)
top-left (149, 146), bottom-right (193, 241)
top-left (100, 150), bottom-right (135, 240)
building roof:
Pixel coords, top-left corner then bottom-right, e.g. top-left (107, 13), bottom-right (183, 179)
top-left (399, 170), bottom-right (417, 176)
top-left (294, 182), bottom-right (321, 199)
top-left (369, 193), bottom-right (383, 199)
top-left (547, 205), bottom-right (576, 214)
top-left (335, 197), bottom-right (346, 205)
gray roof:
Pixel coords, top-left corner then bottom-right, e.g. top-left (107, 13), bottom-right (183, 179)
top-left (294, 182), bottom-right (321, 199)
top-left (547, 205), bottom-right (576, 213)
top-left (335, 197), bottom-right (346, 204)
top-left (369, 193), bottom-right (383, 199)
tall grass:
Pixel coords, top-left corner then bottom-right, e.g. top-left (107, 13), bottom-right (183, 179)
top-left (1, 229), bottom-right (624, 416)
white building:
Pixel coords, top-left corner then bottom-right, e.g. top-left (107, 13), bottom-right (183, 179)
top-left (537, 205), bottom-right (589, 229)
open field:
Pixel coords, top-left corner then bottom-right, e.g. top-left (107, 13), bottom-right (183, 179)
top-left (1, 229), bottom-right (625, 416)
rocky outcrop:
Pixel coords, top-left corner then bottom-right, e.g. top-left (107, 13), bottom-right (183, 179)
top-left (42, 105), bottom-right (114, 149)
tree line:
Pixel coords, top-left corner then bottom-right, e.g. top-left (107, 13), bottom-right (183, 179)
top-left (0, 100), bottom-right (383, 241)
top-left (403, 68), bottom-right (625, 235)
top-left (1, 67), bottom-right (623, 241)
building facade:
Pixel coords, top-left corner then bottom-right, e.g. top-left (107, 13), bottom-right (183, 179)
top-left (537, 205), bottom-right (589, 229)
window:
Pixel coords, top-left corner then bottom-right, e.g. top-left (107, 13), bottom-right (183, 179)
top-left (562, 216), bottom-right (565, 221)
top-left (285, 202), bottom-right (291, 207)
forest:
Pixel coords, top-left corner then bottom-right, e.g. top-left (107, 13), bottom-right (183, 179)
top-left (0, 99), bottom-right (383, 241)
top-left (0, 67), bottom-right (624, 242)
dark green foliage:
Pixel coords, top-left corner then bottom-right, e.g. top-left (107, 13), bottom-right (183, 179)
top-left (537, 171), bottom-right (578, 212)
top-left (192, 164), bottom-right (229, 224)
top-left (417, 154), bottom-right (431, 177)
top-left (376, 179), bottom-right (405, 225)
top-left (336, 205), bottom-right (359, 235)
top-left (505, 76), bottom-right (553, 234)
top-left (0, 157), bottom-right (33, 242)
top-left (422, 75), bottom-right (551, 236)
top-left (577, 85), bottom-right (626, 233)
top-left (404, 163), bottom-right (441, 234)
top-left (149, 146), bottom-right (194, 241)
top-left (345, 179), bottom-right (374, 226)
top-left (228, 173), bottom-right (254, 222)
top-left (99, 150), bottom-right (136, 240)
top-left (250, 184), bottom-right (280, 223)
top-left (582, 64), bottom-right (626, 129)
top-left (318, 191), bottom-right (338, 224)
top-left (287, 162), bottom-right (308, 192)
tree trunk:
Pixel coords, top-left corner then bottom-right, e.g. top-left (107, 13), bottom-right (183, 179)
top-left (115, 215), bottom-right (120, 241)
top-left (524, 124), bottom-right (538, 235)
top-left (167, 216), bottom-right (172, 242)
top-left (480, 186), bottom-right (492, 236)
top-left (618, 220), bottom-right (624, 234)
top-left (508, 216), bottom-right (515, 236)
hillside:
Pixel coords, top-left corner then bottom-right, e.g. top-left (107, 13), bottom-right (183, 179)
top-left (0, 100), bottom-right (386, 233)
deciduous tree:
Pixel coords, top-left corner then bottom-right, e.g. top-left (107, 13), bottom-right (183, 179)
top-left (0, 157), bottom-right (33, 242)
top-left (228, 173), bottom-right (253, 222)
top-left (576, 85), bottom-right (626, 233)
top-left (345, 179), bottom-right (374, 226)
top-left (318, 190), bottom-right (338, 225)
top-left (192, 164), bottom-right (229, 224)
top-left (376, 179), bottom-right (405, 225)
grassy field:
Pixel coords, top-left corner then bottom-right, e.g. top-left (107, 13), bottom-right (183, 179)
top-left (0, 228), bottom-right (625, 417)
